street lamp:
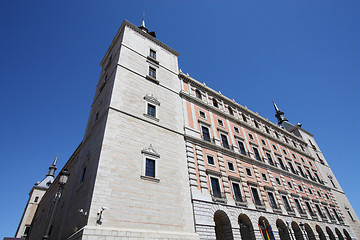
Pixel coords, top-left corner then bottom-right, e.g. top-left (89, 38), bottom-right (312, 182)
top-left (42, 169), bottom-right (70, 240)
top-left (299, 222), bottom-right (309, 240)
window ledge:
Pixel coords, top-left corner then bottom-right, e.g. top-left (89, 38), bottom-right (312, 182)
top-left (143, 114), bottom-right (159, 122)
top-left (140, 175), bottom-right (160, 183)
top-left (146, 75), bottom-right (159, 84)
top-left (147, 56), bottom-right (159, 65)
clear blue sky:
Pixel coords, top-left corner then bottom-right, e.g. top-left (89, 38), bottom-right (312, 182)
top-left (1, 1), bottom-right (359, 238)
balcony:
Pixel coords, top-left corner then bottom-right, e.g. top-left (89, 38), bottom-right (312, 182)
top-left (211, 191), bottom-right (227, 203)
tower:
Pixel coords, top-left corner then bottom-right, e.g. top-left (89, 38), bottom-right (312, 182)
top-left (26, 19), bottom-right (199, 240)
top-left (15, 156), bottom-right (57, 239)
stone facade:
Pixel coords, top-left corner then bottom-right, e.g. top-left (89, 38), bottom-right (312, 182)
top-left (22, 19), bottom-right (359, 240)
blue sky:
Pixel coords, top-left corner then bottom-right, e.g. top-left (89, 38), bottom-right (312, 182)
top-left (1, 1), bottom-right (359, 238)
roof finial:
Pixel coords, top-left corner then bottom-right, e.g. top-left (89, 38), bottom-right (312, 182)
top-left (141, 11), bottom-right (146, 28)
top-left (272, 100), bottom-right (280, 112)
top-left (272, 100), bottom-right (288, 126)
top-left (46, 154), bottom-right (58, 177)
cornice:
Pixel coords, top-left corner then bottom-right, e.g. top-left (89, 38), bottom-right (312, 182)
top-left (184, 134), bottom-right (329, 190)
top-left (101, 20), bottom-right (180, 66)
top-left (180, 90), bottom-right (314, 160)
top-left (179, 72), bottom-right (307, 144)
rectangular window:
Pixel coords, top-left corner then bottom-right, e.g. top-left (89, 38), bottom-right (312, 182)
top-left (251, 187), bottom-right (262, 206)
top-left (315, 204), bottom-right (325, 218)
top-left (265, 126), bottom-right (270, 134)
top-left (210, 177), bottom-right (222, 198)
top-left (292, 153), bottom-right (297, 159)
top-left (246, 168), bottom-right (252, 177)
top-left (201, 126), bottom-right (211, 142)
top-left (294, 199), bottom-right (304, 214)
top-left (248, 133), bottom-right (254, 140)
top-left (275, 177), bottom-right (281, 185)
top-left (308, 188), bottom-right (313, 195)
top-left (324, 206), bottom-right (334, 219)
top-left (283, 149), bottom-right (287, 155)
top-left (232, 182), bottom-right (243, 202)
top-left (234, 126), bottom-right (239, 134)
top-left (238, 141), bottom-right (246, 155)
top-left (145, 158), bottom-right (156, 177)
top-left (220, 133), bottom-right (230, 149)
top-left (333, 209), bottom-right (341, 221)
top-left (297, 165), bottom-right (306, 178)
top-left (242, 113), bottom-right (247, 122)
top-left (273, 144), bottom-right (277, 151)
top-left (287, 181), bottom-right (293, 189)
top-left (227, 161), bottom-right (235, 171)
top-left (24, 225), bottom-right (31, 236)
top-left (282, 195), bottom-right (292, 211)
top-left (199, 110), bottom-right (206, 118)
top-left (147, 103), bottom-right (156, 117)
top-left (149, 66), bottom-right (156, 78)
top-left (262, 173), bottom-right (268, 182)
top-left (267, 191), bottom-right (278, 209)
top-left (298, 185), bottom-right (303, 192)
top-left (149, 49), bottom-right (156, 59)
top-left (253, 147), bottom-right (261, 161)
top-left (217, 119), bottom-right (224, 126)
top-left (348, 211), bottom-right (355, 221)
top-left (261, 139), bottom-right (266, 145)
top-left (207, 155), bottom-right (215, 165)
top-left (305, 202), bottom-right (315, 216)
top-left (266, 153), bottom-right (275, 166)
top-left (80, 167), bottom-right (86, 183)
top-left (278, 157), bottom-right (286, 170)
top-left (288, 162), bottom-right (297, 174)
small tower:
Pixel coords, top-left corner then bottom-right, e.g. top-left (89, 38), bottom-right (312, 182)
top-left (273, 100), bottom-right (288, 125)
top-left (15, 156), bottom-right (58, 239)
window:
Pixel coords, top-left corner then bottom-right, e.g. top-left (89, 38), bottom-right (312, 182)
top-left (278, 157), bottom-right (286, 170)
top-left (24, 225), bottom-right (31, 236)
top-left (275, 177), bottom-right (281, 185)
top-left (275, 132), bottom-right (280, 138)
top-left (253, 147), bottom-right (261, 161)
top-left (324, 206), bottom-right (334, 219)
top-left (199, 110), bottom-right (206, 118)
top-left (317, 191), bottom-right (322, 197)
top-left (201, 126), bottom-right (211, 142)
top-left (333, 209), bottom-right (341, 221)
top-left (294, 199), bottom-right (304, 214)
top-left (325, 194), bottom-right (329, 199)
top-left (145, 158), bottom-right (156, 177)
top-left (273, 144), bottom-right (277, 151)
top-left (80, 167), bottom-right (87, 183)
top-left (246, 168), bottom-right (252, 177)
top-left (149, 66), bottom-right (156, 78)
top-left (228, 107), bottom-right (234, 116)
top-left (265, 126), bottom-right (270, 134)
top-left (94, 112), bottom-right (99, 122)
top-left (315, 204), bottom-right (325, 218)
top-left (234, 126), bottom-right (239, 134)
top-left (242, 113), bottom-right (247, 122)
top-left (348, 211), bottom-right (355, 221)
top-left (217, 119), bottom-right (224, 126)
top-left (266, 153), bottom-right (275, 166)
top-left (300, 145), bottom-right (305, 151)
top-left (282, 149), bottom-right (287, 155)
top-left (195, 89), bottom-right (202, 99)
top-left (210, 176), bottom-right (222, 199)
top-left (254, 121), bottom-right (259, 128)
top-left (297, 165), bottom-right (306, 177)
top-left (248, 133), bottom-right (254, 140)
top-left (207, 155), bottom-right (215, 165)
top-left (212, 98), bottom-right (219, 108)
top-left (329, 178), bottom-right (336, 188)
top-left (262, 173), bottom-right (268, 181)
top-left (305, 202), bottom-right (315, 215)
top-left (149, 49), bottom-right (156, 59)
top-left (220, 133), bottom-right (230, 149)
top-left (292, 153), bottom-right (297, 159)
top-left (282, 195), bottom-right (292, 211)
top-left (237, 140), bottom-right (246, 155)
top-left (298, 185), bottom-right (303, 192)
top-left (288, 162), bottom-right (296, 174)
top-left (287, 181), bottom-right (293, 189)
top-left (267, 191), bottom-right (278, 209)
top-left (232, 182), bottom-right (243, 202)
top-left (313, 171), bottom-right (322, 183)
top-left (251, 187), bottom-right (262, 206)
top-left (301, 157), bottom-right (305, 163)
top-left (292, 141), bottom-right (297, 148)
top-left (34, 196), bottom-right (39, 203)
top-left (308, 188), bottom-right (313, 195)
top-left (261, 139), bottom-right (266, 145)
top-left (227, 161), bottom-right (235, 171)
top-left (308, 160), bottom-right (313, 167)
top-left (104, 74), bottom-right (108, 82)
top-left (306, 169), bottom-right (314, 181)
top-left (147, 103), bottom-right (156, 117)
top-left (284, 137), bottom-right (289, 144)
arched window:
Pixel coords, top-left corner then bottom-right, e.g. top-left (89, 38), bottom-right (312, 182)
top-left (276, 219), bottom-right (291, 240)
top-left (291, 222), bottom-right (305, 240)
top-left (34, 196), bottom-right (39, 202)
top-left (316, 225), bottom-right (327, 240)
top-left (238, 214), bottom-right (256, 240)
top-left (326, 227), bottom-right (336, 240)
top-left (259, 217), bottom-right (275, 240)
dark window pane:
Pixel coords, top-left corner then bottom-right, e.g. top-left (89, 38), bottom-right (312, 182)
top-left (201, 126), bottom-right (211, 142)
top-left (145, 158), bottom-right (155, 177)
top-left (221, 134), bottom-right (230, 149)
top-left (147, 104), bottom-right (156, 117)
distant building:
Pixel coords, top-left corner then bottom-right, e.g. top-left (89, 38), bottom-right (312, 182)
top-left (19, 19), bottom-right (359, 240)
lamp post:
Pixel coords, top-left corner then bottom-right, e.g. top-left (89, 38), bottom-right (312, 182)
top-left (299, 222), bottom-right (309, 240)
top-left (42, 169), bottom-right (70, 240)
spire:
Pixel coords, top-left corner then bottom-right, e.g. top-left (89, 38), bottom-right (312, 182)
top-left (272, 100), bottom-right (288, 125)
top-left (46, 154), bottom-right (58, 177)
top-left (35, 155), bottom-right (58, 188)
top-left (138, 12), bottom-right (148, 33)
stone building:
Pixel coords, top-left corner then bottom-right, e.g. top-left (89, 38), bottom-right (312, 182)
top-left (19, 19), bottom-right (359, 240)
